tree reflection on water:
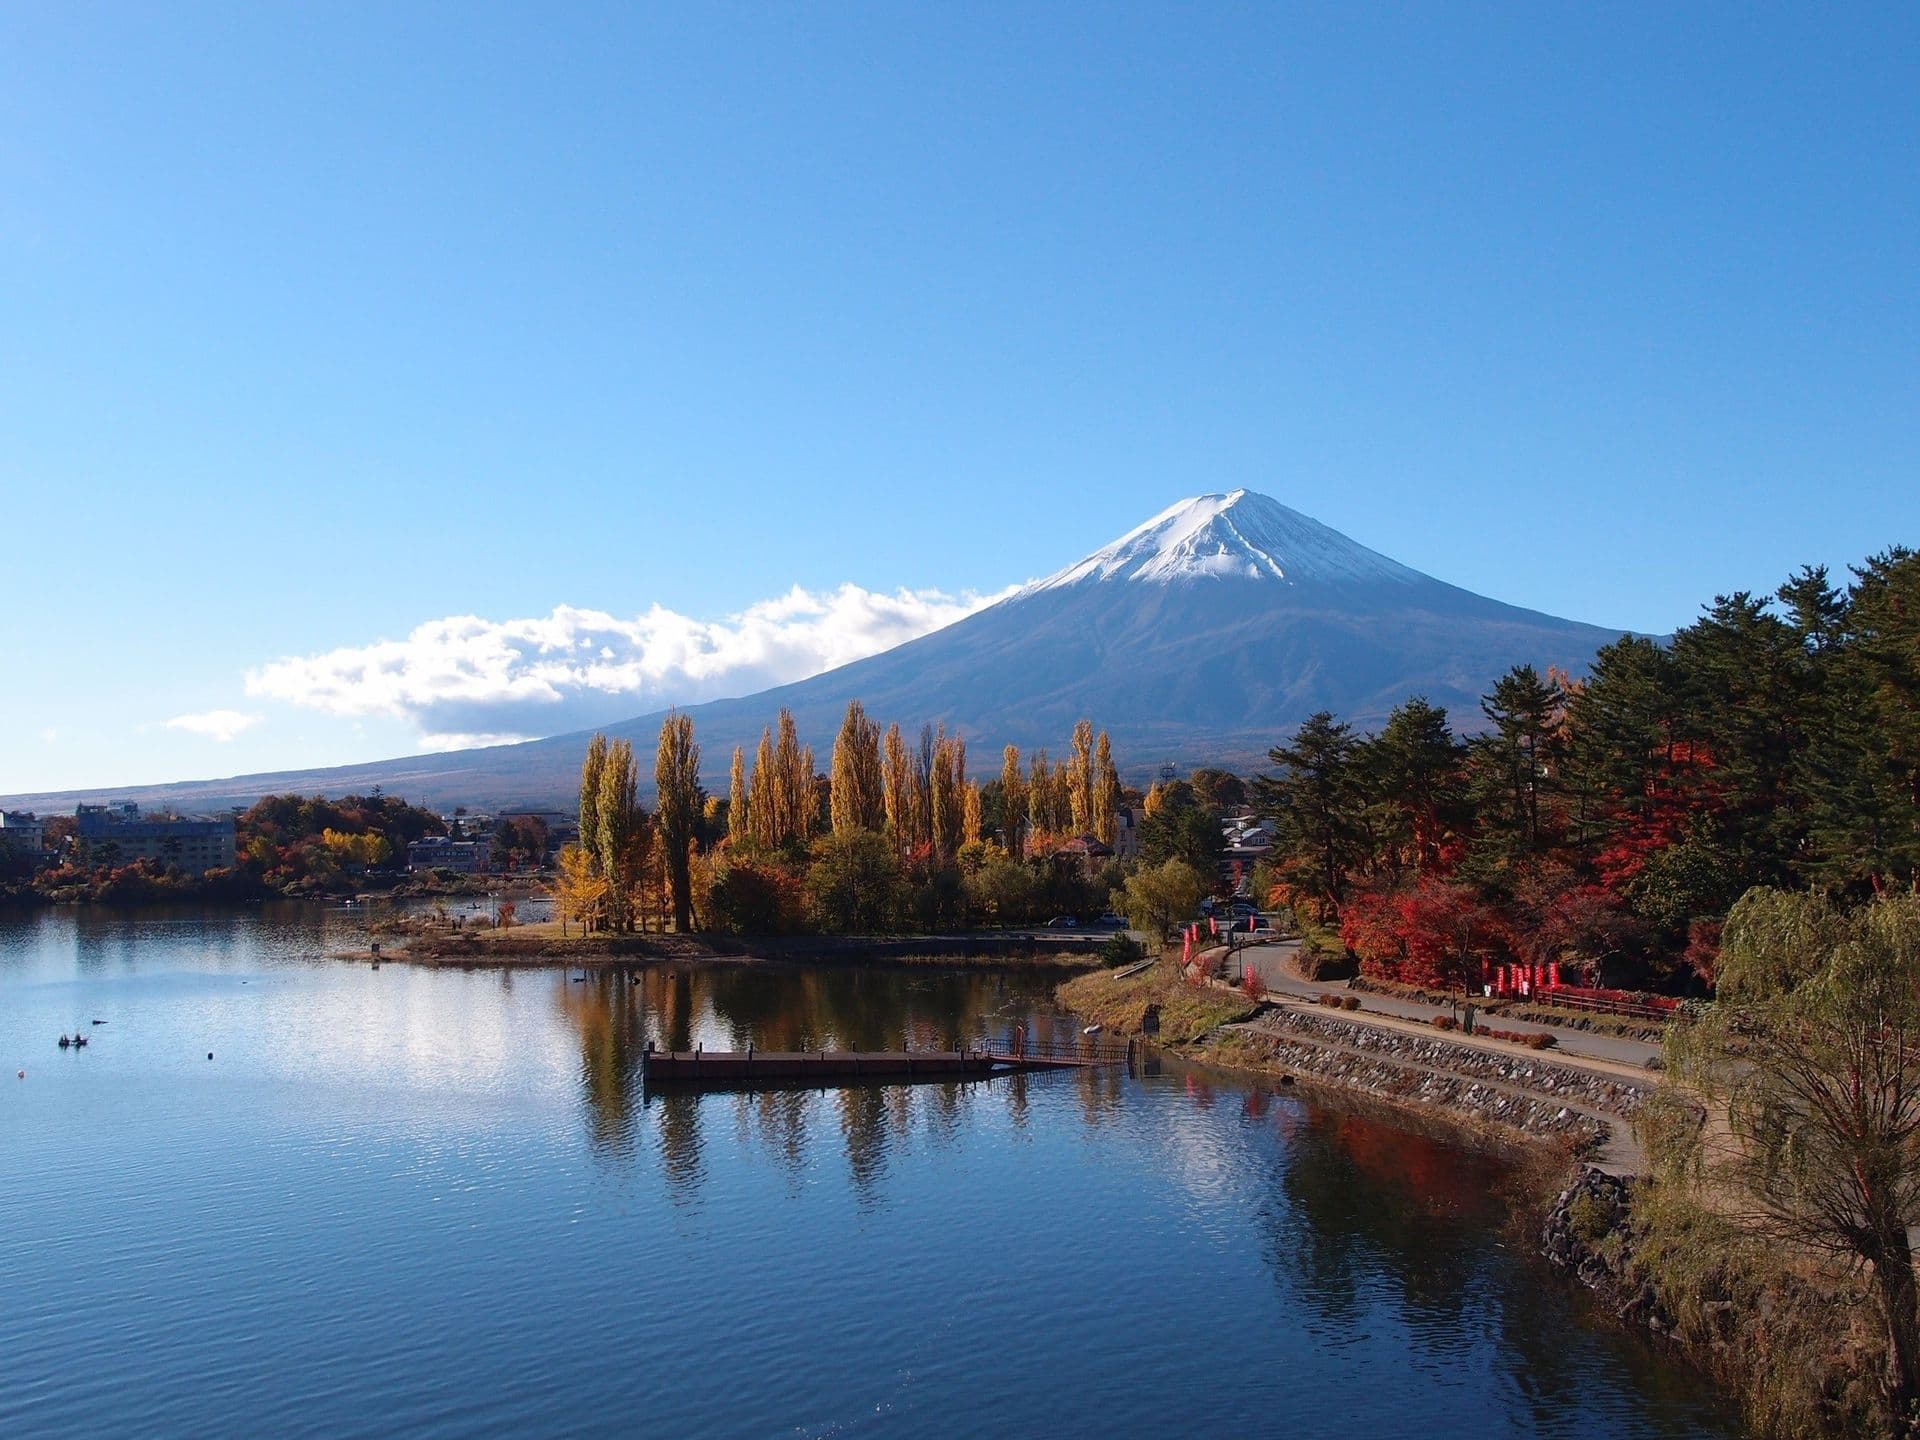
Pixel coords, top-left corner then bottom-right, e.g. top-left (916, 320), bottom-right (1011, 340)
top-left (555, 964), bottom-right (1069, 1192)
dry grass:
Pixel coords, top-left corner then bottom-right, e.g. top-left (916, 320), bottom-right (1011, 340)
top-left (1056, 965), bottom-right (1258, 1044)
top-left (1625, 1180), bottom-right (1887, 1438)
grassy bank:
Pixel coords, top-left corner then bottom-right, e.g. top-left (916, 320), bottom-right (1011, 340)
top-left (1566, 1171), bottom-right (1888, 1438)
top-left (1055, 963), bottom-right (1258, 1044)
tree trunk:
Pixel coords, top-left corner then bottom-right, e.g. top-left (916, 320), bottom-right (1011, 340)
top-left (1869, 1232), bottom-right (1920, 1434)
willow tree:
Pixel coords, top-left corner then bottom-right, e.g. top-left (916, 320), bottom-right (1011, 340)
top-left (654, 711), bottom-right (701, 932)
top-left (1000, 745), bottom-right (1025, 858)
top-left (830, 700), bottom-right (885, 835)
top-left (1664, 889), bottom-right (1920, 1426)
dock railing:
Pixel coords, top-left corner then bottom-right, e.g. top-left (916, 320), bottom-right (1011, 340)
top-left (970, 1030), bottom-right (1133, 1066)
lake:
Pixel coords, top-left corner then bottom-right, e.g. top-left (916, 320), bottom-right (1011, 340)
top-left (0, 904), bottom-right (1740, 1438)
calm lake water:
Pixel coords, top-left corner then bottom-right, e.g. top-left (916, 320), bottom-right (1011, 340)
top-left (1, 904), bottom-right (1741, 1438)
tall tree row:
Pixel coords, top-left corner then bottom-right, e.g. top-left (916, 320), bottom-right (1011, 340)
top-left (566, 704), bottom-right (1140, 941)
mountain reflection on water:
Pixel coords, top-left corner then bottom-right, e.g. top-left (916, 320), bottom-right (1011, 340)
top-left (0, 904), bottom-right (1742, 1438)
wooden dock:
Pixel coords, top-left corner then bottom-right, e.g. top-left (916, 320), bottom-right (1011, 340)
top-left (641, 1038), bottom-right (1130, 1092)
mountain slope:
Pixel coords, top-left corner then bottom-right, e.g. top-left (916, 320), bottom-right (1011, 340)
top-left (2, 491), bottom-right (1632, 811)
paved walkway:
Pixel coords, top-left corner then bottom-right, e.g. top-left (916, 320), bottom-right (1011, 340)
top-left (1234, 940), bottom-right (1665, 1071)
top-left (1194, 942), bottom-right (1658, 1175)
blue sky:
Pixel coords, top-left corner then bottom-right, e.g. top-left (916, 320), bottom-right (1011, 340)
top-left (3, 3), bottom-right (1915, 794)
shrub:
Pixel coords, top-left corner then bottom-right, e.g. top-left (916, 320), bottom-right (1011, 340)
top-left (1432, 1015), bottom-right (1458, 1031)
top-left (1099, 933), bottom-right (1145, 968)
top-left (1240, 967), bottom-right (1266, 1001)
top-left (1296, 931), bottom-right (1356, 981)
top-left (1340, 995), bottom-right (1361, 1012)
top-left (1566, 1191), bottom-right (1616, 1245)
top-left (1471, 1024), bottom-right (1558, 1049)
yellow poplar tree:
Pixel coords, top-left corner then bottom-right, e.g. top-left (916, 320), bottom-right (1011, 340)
top-left (930, 733), bottom-right (963, 860)
top-left (552, 841), bottom-right (608, 935)
top-left (1000, 745), bottom-right (1025, 858)
top-left (830, 700), bottom-right (885, 835)
top-left (728, 745), bottom-right (748, 846)
top-left (654, 711), bottom-right (701, 933)
top-left (1068, 719), bottom-right (1095, 835)
top-left (797, 745), bottom-right (818, 837)
top-left (595, 738), bottom-right (643, 932)
top-left (1093, 730), bottom-right (1120, 846)
top-left (882, 723), bottom-right (911, 841)
top-left (773, 709), bottom-right (810, 844)
top-left (579, 733), bottom-right (609, 874)
top-left (749, 727), bottom-right (776, 849)
top-left (1028, 750), bottom-right (1052, 839)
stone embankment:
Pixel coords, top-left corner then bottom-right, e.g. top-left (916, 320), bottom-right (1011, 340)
top-left (1214, 1007), bottom-right (1654, 1160)
top-left (1540, 1167), bottom-right (1669, 1329)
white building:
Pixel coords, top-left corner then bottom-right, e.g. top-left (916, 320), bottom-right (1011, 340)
top-left (406, 836), bottom-right (488, 874)
top-left (0, 810), bottom-right (46, 868)
top-left (75, 802), bottom-right (236, 874)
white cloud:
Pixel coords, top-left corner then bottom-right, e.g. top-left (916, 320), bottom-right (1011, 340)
top-left (40, 727), bottom-right (58, 744)
top-left (244, 583), bottom-right (1015, 747)
top-left (166, 709), bottom-right (263, 742)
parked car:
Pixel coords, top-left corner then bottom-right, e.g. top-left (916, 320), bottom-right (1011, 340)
top-left (1045, 915), bottom-right (1080, 929)
top-left (1095, 912), bottom-right (1126, 928)
top-left (1232, 915), bottom-right (1268, 934)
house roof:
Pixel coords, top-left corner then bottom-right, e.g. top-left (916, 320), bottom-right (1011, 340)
top-left (1057, 834), bottom-right (1114, 857)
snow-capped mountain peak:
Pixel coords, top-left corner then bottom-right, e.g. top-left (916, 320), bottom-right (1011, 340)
top-left (1035, 489), bottom-right (1422, 590)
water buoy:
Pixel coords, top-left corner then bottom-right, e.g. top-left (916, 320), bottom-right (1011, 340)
top-left (207, 1052), bottom-right (214, 1060)
top-left (16, 1069), bottom-right (24, 1079)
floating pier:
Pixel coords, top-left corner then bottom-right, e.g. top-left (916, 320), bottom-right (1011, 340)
top-left (641, 1036), bottom-right (1130, 1092)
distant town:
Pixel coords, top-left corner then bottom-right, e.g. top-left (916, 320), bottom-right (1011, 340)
top-left (0, 791), bottom-right (1282, 891)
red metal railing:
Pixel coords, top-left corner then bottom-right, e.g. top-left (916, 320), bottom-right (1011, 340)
top-left (1529, 986), bottom-right (1680, 1021)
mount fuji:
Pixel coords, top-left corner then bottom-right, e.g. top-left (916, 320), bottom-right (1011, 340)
top-left (4, 491), bottom-right (1631, 810)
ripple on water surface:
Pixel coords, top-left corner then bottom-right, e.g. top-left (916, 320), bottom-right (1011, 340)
top-left (0, 905), bottom-right (1742, 1438)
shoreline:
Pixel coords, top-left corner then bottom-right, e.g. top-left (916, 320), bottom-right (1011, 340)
top-left (1056, 961), bottom-right (1652, 1173)
top-left (1056, 962), bottom-right (1883, 1437)
top-left (364, 924), bottom-right (1110, 971)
